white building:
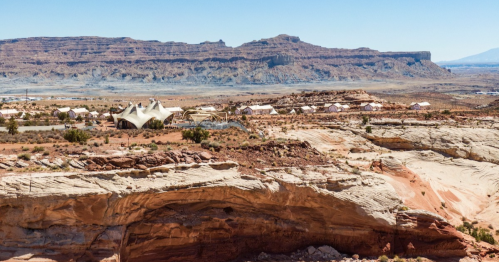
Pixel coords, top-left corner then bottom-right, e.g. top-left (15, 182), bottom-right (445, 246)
top-left (196, 106), bottom-right (217, 112)
top-left (68, 108), bottom-right (90, 119)
top-left (163, 107), bottom-right (184, 117)
top-left (361, 103), bottom-right (383, 111)
top-left (0, 109), bottom-right (20, 118)
top-left (100, 112), bottom-right (110, 119)
top-left (53, 107), bottom-right (71, 117)
top-left (410, 102), bottom-right (431, 110)
top-left (242, 105), bottom-right (274, 115)
top-left (324, 103), bottom-right (348, 113)
top-left (300, 106), bottom-right (315, 114)
top-left (88, 111), bottom-right (100, 118)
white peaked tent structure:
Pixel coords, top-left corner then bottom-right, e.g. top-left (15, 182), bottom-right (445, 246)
top-left (143, 100), bottom-right (173, 124)
top-left (113, 100), bottom-right (173, 129)
top-left (270, 108), bottom-right (278, 115)
top-left (289, 109), bottom-right (296, 114)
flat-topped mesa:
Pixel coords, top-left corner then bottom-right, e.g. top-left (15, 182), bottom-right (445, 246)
top-left (0, 162), bottom-right (466, 261)
top-left (0, 35), bottom-right (447, 84)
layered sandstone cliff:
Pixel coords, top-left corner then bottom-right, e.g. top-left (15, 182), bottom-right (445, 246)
top-left (0, 161), bottom-right (466, 262)
top-left (0, 34), bottom-right (449, 84)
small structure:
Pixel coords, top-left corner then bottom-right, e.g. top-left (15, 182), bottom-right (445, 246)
top-left (53, 107), bottom-right (71, 117)
top-left (88, 111), bottom-right (99, 118)
top-left (234, 106), bottom-right (247, 115)
top-left (114, 101), bottom-right (173, 129)
top-left (324, 103), bottom-right (347, 113)
top-left (163, 107), bottom-right (184, 117)
top-left (288, 109), bottom-right (296, 114)
top-left (361, 103), bottom-right (383, 111)
top-left (301, 106), bottom-right (315, 114)
top-left (0, 109), bottom-right (20, 118)
top-left (100, 113), bottom-right (110, 119)
top-left (270, 108), bottom-right (279, 115)
top-left (242, 105), bottom-right (274, 115)
top-left (196, 106), bottom-right (217, 112)
top-left (68, 108), bottom-right (90, 119)
top-left (410, 102), bottom-right (431, 110)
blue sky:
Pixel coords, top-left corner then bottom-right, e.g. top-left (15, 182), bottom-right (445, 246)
top-left (1, 0), bottom-right (497, 62)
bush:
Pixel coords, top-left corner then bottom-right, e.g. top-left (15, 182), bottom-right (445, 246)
top-left (181, 127), bottom-right (210, 143)
top-left (378, 255), bottom-right (389, 262)
top-left (79, 155), bottom-right (89, 161)
top-left (241, 115), bottom-right (247, 121)
top-left (241, 141), bottom-right (250, 148)
top-left (18, 153), bottom-right (31, 161)
top-left (63, 129), bottom-right (91, 143)
top-left (249, 134), bottom-right (259, 139)
top-left (7, 117), bottom-right (18, 135)
top-left (149, 143), bottom-right (158, 151)
top-left (0, 116), bottom-right (5, 125)
top-left (104, 135), bottom-right (109, 144)
top-left (32, 146), bottom-right (44, 153)
top-left (43, 151), bottom-right (50, 156)
top-left (76, 115), bottom-right (83, 122)
top-left (423, 113), bottom-right (432, 120)
top-left (365, 126), bottom-right (372, 133)
top-left (442, 109), bottom-right (451, 115)
top-left (58, 112), bottom-right (69, 121)
top-left (362, 115), bottom-right (369, 125)
top-left (149, 119), bottom-right (164, 130)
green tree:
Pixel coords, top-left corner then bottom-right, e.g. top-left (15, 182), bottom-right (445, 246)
top-left (58, 112), bottom-right (69, 121)
top-left (181, 127), bottom-right (210, 143)
top-left (362, 115), bottom-right (369, 125)
top-left (0, 116), bottom-right (5, 125)
top-left (7, 117), bottom-right (18, 135)
top-left (76, 115), bottom-right (83, 122)
top-left (23, 113), bottom-right (31, 120)
top-left (149, 119), bottom-right (164, 130)
top-left (63, 129), bottom-right (91, 143)
top-left (241, 114), bottom-right (247, 121)
top-left (365, 126), bottom-right (372, 133)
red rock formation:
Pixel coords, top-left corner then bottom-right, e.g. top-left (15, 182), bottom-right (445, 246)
top-left (0, 35), bottom-right (449, 84)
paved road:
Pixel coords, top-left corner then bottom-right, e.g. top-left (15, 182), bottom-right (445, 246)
top-left (0, 123), bottom-right (86, 132)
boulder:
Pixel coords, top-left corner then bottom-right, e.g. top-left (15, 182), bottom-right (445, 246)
top-left (199, 152), bottom-right (212, 160)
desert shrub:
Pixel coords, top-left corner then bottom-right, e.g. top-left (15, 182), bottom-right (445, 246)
top-left (181, 127), bottom-right (210, 143)
top-left (249, 134), bottom-right (259, 139)
top-left (57, 112), bottom-right (69, 121)
top-left (43, 151), bottom-right (50, 156)
top-left (93, 142), bottom-right (99, 147)
top-left (7, 117), bottom-right (18, 135)
top-left (241, 141), bottom-right (250, 148)
top-left (241, 115), bottom-right (247, 121)
top-left (76, 115), bottom-right (83, 122)
top-left (63, 129), bottom-right (91, 143)
top-left (78, 155), bottom-right (89, 161)
top-left (365, 126), bottom-right (372, 133)
top-left (104, 135), bottom-right (109, 144)
top-left (32, 146), bottom-right (44, 153)
top-left (149, 143), bottom-right (158, 150)
top-left (18, 153), bottom-right (31, 160)
top-left (423, 113), bottom-right (432, 120)
top-left (362, 115), bottom-right (369, 125)
top-left (0, 117), bottom-right (5, 125)
top-left (149, 119), bottom-right (164, 130)
top-left (378, 255), bottom-right (388, 262)
top-left (442, 109), bottom-right (451, 115)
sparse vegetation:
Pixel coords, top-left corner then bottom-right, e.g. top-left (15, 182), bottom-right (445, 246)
top-left (63, 129), bottom-right (91, 143)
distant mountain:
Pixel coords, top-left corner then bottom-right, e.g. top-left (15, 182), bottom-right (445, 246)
top-left (0, 35), bottom-right (449, 85)
top-left (438, 48), bottom-right (499, 65)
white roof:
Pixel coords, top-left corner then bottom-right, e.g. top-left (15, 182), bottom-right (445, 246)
top-left (367, 103), bottom-right (382, 107)
top-left (144, 101), bottom-right (173, 123)
top-left (341, 104), bottom-right (350, 108)
top-left (270, 109), bottom-right (278, 115)
top-left (0, 109), bottom-right (19, 115)
top-left (89, 111), bottom-right (99, 115)
top-left (56, 107), bottom-right (71, 112)
top-left (197, 106), bottom-right (217, 112)
top-left (164, 107), bottom-right (184, 112)
top-left (324, 103), bottom-right (332, 107)
top-left (101, 113), bottom-right (110, 117)
top-left (119, 105), bottom-right (153, 129)
top-left (311, 105), bottom-right (317, 109)
top-left (247, 105), bottom-right (274, 110)
top-left (333, 103), bottom-right (342, 107)
top-left (289, 109), bottom-right (296, 114)
top-left (71, 108), bottom-right (89, 113)
top-left (301, 106), bottom-right (311, 110)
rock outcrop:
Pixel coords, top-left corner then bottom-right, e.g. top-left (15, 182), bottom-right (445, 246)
top-left (0, 34), bottom-right (449, 85)
top-left (0, 162), bottom-right (467, 261)
top-left (363, 127), bottom-right (499, 164)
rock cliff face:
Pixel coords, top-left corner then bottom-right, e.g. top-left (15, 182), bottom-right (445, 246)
top-left (0, 161), bottom-right (466, 261)
top-left (0, 34), bottom-right (449, 85)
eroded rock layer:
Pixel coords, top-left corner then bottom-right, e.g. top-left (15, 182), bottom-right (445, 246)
top-left (0, 162), bottom-right (466, 262)
top-left (0, 34), bottom-right (449, 84)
